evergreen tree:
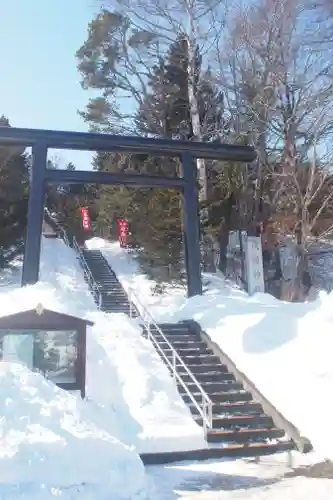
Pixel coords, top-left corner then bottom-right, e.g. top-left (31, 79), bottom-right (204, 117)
top-left (0, 116), bottom-right (29, 267)
top-left (46, 161), bottom-right (97, 243)
top-left (77, 22), bottom-right (226, 284)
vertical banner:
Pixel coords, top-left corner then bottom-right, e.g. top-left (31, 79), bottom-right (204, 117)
top-left (117, 219), bottom-right (129, 248)
top-left (80, 207), bottom-right (92, 232)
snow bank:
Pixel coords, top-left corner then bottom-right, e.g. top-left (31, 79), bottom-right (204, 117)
top-left (162, 287), bottom-right (333, 460)
top-left (0, 362), bottom-right (146, 500)
top-left (0, 237), bottom-right (204, 455)
top-left (87, 312), bottom-right (206, 453)
top-left (89, 238), bottom-right (333, 460)
top-left (163, 292), bottom-right (333, 460)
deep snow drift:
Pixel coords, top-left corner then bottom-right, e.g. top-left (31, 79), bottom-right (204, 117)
top-left (0, 237), bottom-right (205, 499)
top-left (90, 237), bottom-right (333, 461)
top-left (0, 362), bottom-right (146, 500)
top-left (90, 312), bottom-right (206, 453)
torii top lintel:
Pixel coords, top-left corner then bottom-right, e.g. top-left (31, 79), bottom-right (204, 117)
top-left (0, 127), bottom-right (256, 162)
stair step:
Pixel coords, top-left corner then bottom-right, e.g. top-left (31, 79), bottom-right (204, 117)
top-left (102, 306), bottom-right (130, 311)
top-left (102, 300), bottom-right (129, 305)
top-left (181, 390), bottom-right (247, 405)
top-left (155, 334), bottom-right (200, 343)
top-left (164, 347), bottom-right (213, 357)
top-left (101, 296), bottom-right (126, 299)
top-left (140, 440), bottom-right (295, 464)
top-left (207, 427), bottom-right (285, 443)
top-left (159, 340), bottom-right (206, 350)
top-left (171, 354), bottom-right (222, 364)
top-left (155, 324), bottom-right (191, 332)
top-left (99, 287), bottom-right (124, 292)
top-left (95, 280), bottom-right (120, 284)
top-left (102, 298), bottom-right (128, 302)
top-left (188, 393), bottom-right (263, 415)
top-left (195, 414), bottom-right (273, 429)
top-left (102, 298), bottom-right (128, 303)
top-left (178, 381), bottom-right (243, 394)
top-left (177, 363), bottom-right (229, 374)
top-left (101, 292), bottom-right (127, 297)
top-left (179, 372), bottom-right (235, 383)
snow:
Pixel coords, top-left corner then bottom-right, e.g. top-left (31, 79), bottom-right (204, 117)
top-left (88, 238), bottom-right (333, 463)
top-left (0, 362), bottom-right (146, 500)
top-left (147, 454), bottom-right (333, 499)
top-left (2, 234), bottom-right (333, 498)
top-left (90, 312), bottom-right (206, 453)
top-left (0, 236), bottom-right (205, 499)
top-left (85, 237), bottom-right (186, 315)
top-left (162, 287), bottom-right (333, 462)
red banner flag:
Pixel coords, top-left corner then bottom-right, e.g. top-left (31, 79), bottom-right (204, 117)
top-left (80, 207), bottom-right (92, 232)
top-left (117, 219), bottom-right (129, 247)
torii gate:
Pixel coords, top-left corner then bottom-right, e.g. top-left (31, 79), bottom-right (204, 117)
top-left (0, 127), bottom-right (255, 297)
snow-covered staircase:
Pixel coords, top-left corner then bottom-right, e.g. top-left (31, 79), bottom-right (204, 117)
top-left (81, 249), bottom-right (137, 316)
top-left (152, 321), bottom-right (296, 456)
top-left (78, 246), bottom-right (300, 462)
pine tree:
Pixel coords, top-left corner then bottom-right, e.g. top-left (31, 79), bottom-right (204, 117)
top-left (77, 25), bottom-right (227, 284)
top-left (46, 161), bottom-right (97, 243)
top-left (0, 116), bottom-right (29, 267)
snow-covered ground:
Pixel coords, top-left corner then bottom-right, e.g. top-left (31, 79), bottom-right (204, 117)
top-left (89, 237), bottom-right (333, 462)
top-left (147, 454), bottom-right (333, 499)
top-left (0, 237), bottom-right (204, 499)
top-left (0, 362), bottom-right (146, 500)
top-left (2, 235), bottom-right (333, 499)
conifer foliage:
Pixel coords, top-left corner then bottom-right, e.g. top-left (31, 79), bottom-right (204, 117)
top-left (77, 27), bottom-right (225, 282)
top-left (0, 116), bottom-right (29, 268)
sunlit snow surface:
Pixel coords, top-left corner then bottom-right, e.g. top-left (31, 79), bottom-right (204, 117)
top-left (1, 236), bottom-right (333, 499)
top-left (89, 237), bottom-right (333, 462)
top-left (0, 238), bottom-right (203, 499)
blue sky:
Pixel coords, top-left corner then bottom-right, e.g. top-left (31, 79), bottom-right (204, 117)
top-left (0, 0), bottom-right (99, 169)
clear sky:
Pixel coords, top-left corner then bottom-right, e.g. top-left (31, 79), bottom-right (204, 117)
top-left (0, 0), bottom-right (100, 169)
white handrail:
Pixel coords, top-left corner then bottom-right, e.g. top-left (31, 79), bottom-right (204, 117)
top-left (59, 228), bottom-right (70, 247)
top-left (127, 287), bottom-right (213, 434)
top-left (55, 225), bottom-right (212, 432)
top-left (45, 217), bottom-right (102, 309)
top-left (72, 237), bottom-right (102, 310)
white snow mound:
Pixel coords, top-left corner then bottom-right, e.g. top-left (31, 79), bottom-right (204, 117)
top-left (88, 312), bottom-right (206, 453)
top-left (0, 362), bottom-right (147, 500)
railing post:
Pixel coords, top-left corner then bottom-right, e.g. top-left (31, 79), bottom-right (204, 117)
top-left (202, 395), bottom-right (207, 435)
top-left (172, 350), bottom-right (176, 377)
top-left (208, 399), bottom-right (213, 430)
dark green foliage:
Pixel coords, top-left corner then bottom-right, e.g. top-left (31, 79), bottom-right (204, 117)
top-left (77, 19), bottom-right (226, 283)
top-left (46, 161), bottom-right (98, 244)
top-left (0, 116), bottom-right (29, 268)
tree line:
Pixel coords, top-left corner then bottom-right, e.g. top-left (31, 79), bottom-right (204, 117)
top-left (75, 0), bottom-right (333, 298)
top-left (1, 0), bottom-right (333, 300)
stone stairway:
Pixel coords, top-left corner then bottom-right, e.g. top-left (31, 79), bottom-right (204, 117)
top-left (150, 321), bottom-right (295, 456)
top-left (81, 249), bottom-right (137, 315)
top-left (78, 248), bottom-right (297, 460)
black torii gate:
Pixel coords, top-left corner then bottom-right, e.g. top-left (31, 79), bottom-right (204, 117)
top-left (0, 127), bottom-right (256, 297)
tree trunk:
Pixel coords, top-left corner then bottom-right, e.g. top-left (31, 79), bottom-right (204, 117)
top-left (184, 8), bottom-right (207, 202)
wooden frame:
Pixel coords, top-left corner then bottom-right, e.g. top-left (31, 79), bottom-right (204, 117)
top-left (0, 307), bottom-right (93, 399)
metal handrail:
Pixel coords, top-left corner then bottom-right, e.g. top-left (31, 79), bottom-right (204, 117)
top-left (49, 219), bottom-right (212, 433)
top-left (127, 287), bottom-right (213, 435)
top-left (43, 213), bottom-right (102, 309)
top-left (59, 228), bottom-right (70, 247)
top-left (72, 237), bottom-right (102, 309)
